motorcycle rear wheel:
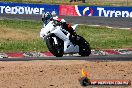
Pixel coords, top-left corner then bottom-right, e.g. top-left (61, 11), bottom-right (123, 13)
top-left (77, 36), bottom-right (91, 56)
top-left (46, 34), bottom-right (64, 57)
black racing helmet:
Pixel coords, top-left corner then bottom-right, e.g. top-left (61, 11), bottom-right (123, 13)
top-left (42, 12), bottom-right (52, 22)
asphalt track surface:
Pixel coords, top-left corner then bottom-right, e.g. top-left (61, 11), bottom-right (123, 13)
top-left (0, 55), bottom-right (132, 61)
top-left (0, 14), bottom-right (132, 61)
top-left (0, 14), bottom-right (132, 28)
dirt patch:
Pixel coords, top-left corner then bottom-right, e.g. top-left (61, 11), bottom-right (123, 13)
top-left (0, 27), bottom-right (39, 41)
top-left (0, 60), bottom-right (131, 88)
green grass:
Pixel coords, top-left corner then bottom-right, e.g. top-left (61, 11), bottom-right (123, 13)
top-left (0, 19), bottom-right (131, 52)
top-left (0, 0), bottom-right (131, 6)
top-left (78, 25), bottom-right (132, 49)
top-left (0, 19), bottom-right (48, 52)
top-left (0, 40), bottom-right (48, 52)
top-left (0, 19), bottom-right (41, 32)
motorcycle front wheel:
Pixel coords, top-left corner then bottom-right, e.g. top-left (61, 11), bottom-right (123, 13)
top-left (46, 34), bottom-right (64, 57)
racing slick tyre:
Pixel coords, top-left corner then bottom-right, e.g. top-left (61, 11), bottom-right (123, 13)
top-left (77, 36), bottom-right (91, 56)
top-left (46, 34), bottom-right (64, 57)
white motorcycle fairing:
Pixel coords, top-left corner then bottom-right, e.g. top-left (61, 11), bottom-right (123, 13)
top-left (40, 21), bottom-right (79, 54)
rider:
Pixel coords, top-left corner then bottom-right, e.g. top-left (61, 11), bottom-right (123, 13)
top-left (41, 12), bottom-right (77, 38)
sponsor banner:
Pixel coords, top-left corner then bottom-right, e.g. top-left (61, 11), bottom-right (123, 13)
top-left (0, 2), bottom-right (59, 15)
top-left (0, 2), bottom-right (131, 17)
top-left (59, 5), bottom-right (78, 16)
top-left (59, 5), bottom-right (132, 17)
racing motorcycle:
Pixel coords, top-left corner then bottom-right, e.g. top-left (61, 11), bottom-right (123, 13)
top-left (40, 19), bottom-right (91, 57)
